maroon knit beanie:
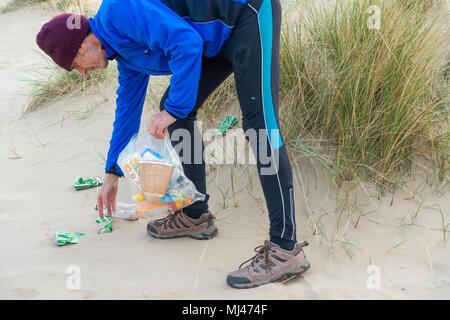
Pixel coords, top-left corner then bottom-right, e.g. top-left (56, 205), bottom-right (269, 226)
top-left (36, 13), bottom-right (90, 72)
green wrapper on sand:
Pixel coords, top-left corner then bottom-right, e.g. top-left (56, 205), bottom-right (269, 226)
top-left (73, 177), bottom-right (103, 190)
top-left (96, 216), bottom-right (112, 233)
top-left (55, 231), bottom-right (85, 246)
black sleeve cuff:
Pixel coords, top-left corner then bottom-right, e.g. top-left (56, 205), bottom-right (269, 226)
top-left (105, 164), bottom-right (123, 177)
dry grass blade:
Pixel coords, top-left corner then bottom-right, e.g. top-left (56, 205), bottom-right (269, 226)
top-left (9, 147), bottom-right (21, 159)
top-left (386, 240), bottom-right (406, 253)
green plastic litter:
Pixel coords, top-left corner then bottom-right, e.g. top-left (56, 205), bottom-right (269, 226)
top-left (73, 176), bottom-right (103, 190)
top-left (95, 216), bottom-right (112, 224)
top-left (216, 114), bottom-right (238, 137)
top-left (55, 231), bottom-right (85, 246)
top-left (98, 223), bottom-right (112, 233)
top-left (96, 216), bottom-right (112, 233)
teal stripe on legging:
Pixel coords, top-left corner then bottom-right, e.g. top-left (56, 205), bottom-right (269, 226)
top-left (258, 0), bottom-right (283, 150)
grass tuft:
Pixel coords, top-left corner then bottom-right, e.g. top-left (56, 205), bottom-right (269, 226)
top-left (23, 52), bottom-right (116, 113)
top-left (279, 0), bottom-right (449, 187)
top-left (1, 0), bottom-right (45, 13)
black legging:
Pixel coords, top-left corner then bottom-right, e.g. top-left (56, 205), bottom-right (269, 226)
top-left (160, 0), bottom-right (296, 241)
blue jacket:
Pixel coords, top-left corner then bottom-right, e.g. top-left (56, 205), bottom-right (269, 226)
top-left (88, 0), bottom-right (247, 176)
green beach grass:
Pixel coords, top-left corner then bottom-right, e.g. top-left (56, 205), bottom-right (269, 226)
top-left (279, 0), bottom-right (449, 187)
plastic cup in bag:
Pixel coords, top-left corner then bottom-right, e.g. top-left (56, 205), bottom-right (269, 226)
top-left (138, 161), bottom-right (174, 201)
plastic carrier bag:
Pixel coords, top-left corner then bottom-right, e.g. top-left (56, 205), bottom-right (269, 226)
top-left (117, 132), bottom-right (205, 219)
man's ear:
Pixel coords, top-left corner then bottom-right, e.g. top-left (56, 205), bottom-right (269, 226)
top-left (78, 41), bottom-right (88, 53)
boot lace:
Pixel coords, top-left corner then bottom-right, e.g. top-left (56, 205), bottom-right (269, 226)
top-left (239, 242), bottom-right (274, 272)
top-left (154, 210), bottom-right (182, 229)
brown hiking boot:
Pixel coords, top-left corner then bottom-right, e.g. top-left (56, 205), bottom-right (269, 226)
top-left (226, 240), bottom-right (310, 289)
top-left (146, 210), bottom-right (218, 240)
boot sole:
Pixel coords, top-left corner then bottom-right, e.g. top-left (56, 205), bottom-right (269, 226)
top-left (147, 223), bottom-right (218, 240)
top-left (227, 260), bottom-right (311, 289)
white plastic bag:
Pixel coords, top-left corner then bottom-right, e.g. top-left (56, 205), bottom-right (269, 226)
top-left (117, 132), bottom-right (205, 219)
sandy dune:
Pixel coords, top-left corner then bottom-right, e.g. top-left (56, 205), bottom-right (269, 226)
top-left (0, 5), bottom-right (448, 300)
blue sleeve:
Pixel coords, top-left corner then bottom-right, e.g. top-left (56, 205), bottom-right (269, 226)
top-left (105, 62), bottom-right (150, 176)
top-left (105, 0), bottom-right (203, 119)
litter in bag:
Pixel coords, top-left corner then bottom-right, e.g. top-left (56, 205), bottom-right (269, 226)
top-left (117, 132), bottom-right (205, 219)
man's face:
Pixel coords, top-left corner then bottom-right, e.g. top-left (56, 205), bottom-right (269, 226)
top-left (70, 40), bottom-right (109, 76)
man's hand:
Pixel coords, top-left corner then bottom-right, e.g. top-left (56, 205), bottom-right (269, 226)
top-left (147, 110), bottom-right (176, 139)
top-left (97, 173), bottom-right (119, 218)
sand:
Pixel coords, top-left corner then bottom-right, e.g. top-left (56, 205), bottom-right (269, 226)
top-left (0, 4), bottom-right (449, 300)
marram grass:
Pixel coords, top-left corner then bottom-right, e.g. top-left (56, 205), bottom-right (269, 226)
top-left (24, 52), bottom-right (116, 113)
top-left (279, 0), bottom-right (449, 186)
top-left (1, 0), bottom-right (99, 14)
top-left (1, 0), bottom-right (44, 13)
